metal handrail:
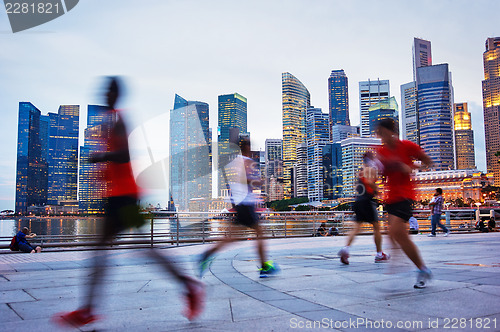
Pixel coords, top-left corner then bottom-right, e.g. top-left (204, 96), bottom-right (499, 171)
top-left (0, 209), bottom-right (488, 252)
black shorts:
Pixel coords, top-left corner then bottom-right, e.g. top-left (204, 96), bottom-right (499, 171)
top-left (233, 204), bottom-right (259, 229)
top-left (385, 199), bottom-right (413, 222)
top-left (104, 196), bottom-right (144, 236)
top-left (353, 196), bottom-right (378, 224)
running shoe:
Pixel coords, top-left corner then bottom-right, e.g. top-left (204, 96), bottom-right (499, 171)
top-left (259, 261), bottom-right (279, 278)
top-left (414, 268), bottom-right (433, 289)
top-left (375, 252), bottom-right (390, 263)
top-left (427, 234), bottom-right (436, 237)
top-left (53, 308), bottom-right (99, 327)
top-left (338, 248), bottom-right (349, 265)
top-left (183, 277), bottom-right (205, 321)
top-left (443, 231), bottom-right (450, 237)
top-left (197, 253), bottom-right (214, 278)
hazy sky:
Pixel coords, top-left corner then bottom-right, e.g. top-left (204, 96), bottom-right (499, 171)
top-left (1, 0), bottom-right (498, 210)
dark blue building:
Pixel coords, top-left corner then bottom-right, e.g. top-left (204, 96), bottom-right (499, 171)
top-left (322, 143), bottom-right (343, 200)
top-left (47, 106), bottom-right (80, 205)
top-left (15, 102), bottom-right (49, 213)
top-left (328, 70), bottom-right (350, 133)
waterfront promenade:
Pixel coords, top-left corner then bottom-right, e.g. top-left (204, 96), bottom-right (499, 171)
top-left (1, 232), bottom-right (500, 331)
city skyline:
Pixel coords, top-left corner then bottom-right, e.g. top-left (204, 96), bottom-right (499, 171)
top-left (1, 0), bottom-right (499, 210)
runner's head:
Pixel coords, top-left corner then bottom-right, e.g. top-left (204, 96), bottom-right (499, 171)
top-left (105, 76), bottom-right (121, 109)
top-left (376, 118), bottom-right (397, 144)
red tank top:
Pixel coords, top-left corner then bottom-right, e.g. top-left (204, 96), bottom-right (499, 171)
top-left (105, 110), bottom-right (139, 198)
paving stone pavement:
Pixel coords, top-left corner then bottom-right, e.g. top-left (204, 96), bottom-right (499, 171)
top-left (1, 232), bottom-right (500, 331)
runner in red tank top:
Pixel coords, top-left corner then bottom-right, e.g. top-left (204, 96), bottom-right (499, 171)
top-left (54, 77), bottom-right (204, 328)
top-left (375, 118), bottom-right (434, 289)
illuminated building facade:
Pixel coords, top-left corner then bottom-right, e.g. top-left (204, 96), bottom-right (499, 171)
top-left (328, 70), bottom-right (350, 135)
top-left (15, 102), bottom-right (49, 213)
top-left (293, 143), bottom-right (308, 198)
top-left (282, 72), bottom-right (310, 197)
top-left (401, 81), bottom-right (418, 143)
top-left (416, 63), bottom-right (455, 171)
top-left (341, 137), bottom-right (381, 198)
top-left (170, 94), bottom-right (211, 211)
top-left (454, 103), bottom-right (475, 170)
top-left (359, 79), bottom-right (390, 137)
top-left (306, 107), bottom-right (329, 201)
top-left (322, 143), bottom-right (342, 200)
top-left (47, 105), bottom-right (79, 205)
top-left (482, 37), bottom-right (500, 185)
top-left (413, 170), bottom-right (493, 202)
top-left (265, 139), bottom-right (283, 201)
top-left (413, 38), bottom-right (432, 81)
top-left (79, 105), bottom-right (111, 213)
top-left (218, 93), bottom-right (247, 195)
top-left (368, 97), bottom-right (399, 137)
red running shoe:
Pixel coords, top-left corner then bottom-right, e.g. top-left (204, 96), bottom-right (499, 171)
top-left (53, 308), bottom-right (99, 327)
top-left (375, 252), bottom-right (390, 263)
top-left (183, 277), bottom-right (205, 321)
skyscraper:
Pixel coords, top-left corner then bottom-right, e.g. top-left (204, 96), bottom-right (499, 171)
top-left (359, 79), bottom-right (390, 137)
top-left (47, 105), bottom-right (79, 205)
top-left (306, 107), bottom-right (329, 201)
top-left (402, 38), bottom-right (433, 145)
top-left (293, 143), bottom-right (308, 198)
top-left (400, 81), bottom-right (418, 144)
top-left (482, 37), bottom-right (500, 184)
top-left (218, 93), bottom-right (247, 196)
top-left (15, 102), bottom-right (49, 213)
top-left (282, 72), bottom-right (310, 197)
top-left (454, 103), bottom-right (475, 170)
top-left (413, 37), bottom-right (432, 82)
top-left (368, 97), bottom-right (399, 137)
top-left (322, 143), bottom-right (343, 200)
top-left (264, 139), bottom-right (283, 201)
top-left (341, 137), bottom-right (381, 198)
top-left (170, 94), bottom-right (211, 211)
top-left (328, 70), bottom-right (350, 133)
top-left (417, 63), bottom-right (455, 171)
top-left (78, 105), bottom-right (111, 213)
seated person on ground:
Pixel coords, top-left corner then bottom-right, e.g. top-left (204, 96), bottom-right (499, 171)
top-left (16, 227), bottom-right (41, 253)
top-left (316, 223), bottom-right (327, 237)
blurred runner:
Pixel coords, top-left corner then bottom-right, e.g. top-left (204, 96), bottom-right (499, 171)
top-left (338, 151), bottom-right (389, 265)
top-left (375, 118), bottom-right (433, 289)
top-left (53, 77), bottom-right (204, 327)
top-left (197, 137), bottom-right (278, 278)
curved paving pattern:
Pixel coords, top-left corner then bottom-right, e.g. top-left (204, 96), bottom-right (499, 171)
top-left (1, 233), bottom-right (500, 331)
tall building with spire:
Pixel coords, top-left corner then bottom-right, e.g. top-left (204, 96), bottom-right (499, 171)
top-left (282, 72), bottom-right (310, 198)
top-left (482, 37), bottom-right (500, 184)
top-left (454, 103), bottom-right (475, 170)
top-left (170, 94), bottom-right (211, 211)
top-left (328, 70), bottom-right (350, 134)
top-left (359, 79), bottom-right (389, 137)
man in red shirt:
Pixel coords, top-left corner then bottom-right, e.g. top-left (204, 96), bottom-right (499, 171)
top-left (376, 119), bottom-right (433, 289)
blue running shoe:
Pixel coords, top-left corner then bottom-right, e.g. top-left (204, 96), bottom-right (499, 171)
top-left (197, 253), bottom-right (214, 278)
top-left (259, 261), bottom-right (279, 278)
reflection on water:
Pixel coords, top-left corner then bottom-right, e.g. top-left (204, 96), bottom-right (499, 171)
top-left (0, 214), bottom-right (336, 243)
